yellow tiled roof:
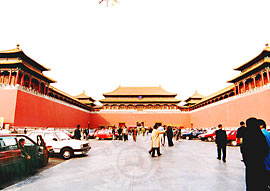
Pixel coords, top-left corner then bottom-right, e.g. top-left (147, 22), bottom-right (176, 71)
top-left (0, 45), bottom-right (50, 71)
top-left (0, 59), bottom-right (56, 83)
top-left (103, 86), bottom-right (177, 96)
top-left (194, 85), bottom-right (234, 105)
top-left (100, 97), bottom-right (181, 103)
top-left (228, 58), bottom-right (270, 83)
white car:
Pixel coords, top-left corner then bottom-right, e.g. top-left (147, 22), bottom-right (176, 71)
top-left (27, 130), bottom-right (91, 159)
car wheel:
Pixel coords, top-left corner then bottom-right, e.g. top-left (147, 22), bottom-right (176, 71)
top-left (95, 136), bottom-right (100, 140)
top-left (207, 137), bottom-right (212, 142)
top-left (231, 141), bottom-right (237, 146)
top-left (186, 136), bottom-right (190, 140)
top-left (61, 148), bottom-right (74, 160)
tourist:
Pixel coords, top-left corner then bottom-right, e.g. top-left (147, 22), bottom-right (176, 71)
top-left (157, 125), bottom-right (165, 146)
top-left (141, 126), bottom-right (146, 136)
top-left (166, 126), bottom-right (174, 147)
top-left (215, 124), bottom-right (227, 162)
top-left (19, 139), bottom-right (32, 174)
top-left (73, 125), bottom-right (81, 140)
top-left (117, 126), bottom-right (123, 140)
top-left (123, 126), bottom-right (128, 141)
top-left (150, 124), bottom-right (166, 157)
top-left (258, 119), bottom-right (270, 188)
top-left (112, 126), bottom-right (116, 140)
top-left (243, 117), bottom-right (269, 191)
top-left (24, 128), bottom-right (27, 134)
top-left (236, 121), bottom-right (246, 161)
top-left (133, 128), bottom-right (137, 142)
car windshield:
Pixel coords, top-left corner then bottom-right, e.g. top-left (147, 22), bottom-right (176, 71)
top-left (55, 132), bottom-right (71, 140)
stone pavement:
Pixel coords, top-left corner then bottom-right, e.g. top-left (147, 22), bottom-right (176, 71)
top-left (5, 136), bottom-right (245, 191)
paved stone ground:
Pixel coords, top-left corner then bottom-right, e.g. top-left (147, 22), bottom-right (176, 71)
top-left (5, 136), bottom-right (246, 191)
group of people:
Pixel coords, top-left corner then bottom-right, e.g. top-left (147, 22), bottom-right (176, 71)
top-left (237, 118), bottom-right (270, 191)
top-left (72, 125), bottom-right (90, 140)
top-left (215, 119), bottom-right (270, 190)
top-left (112, 126), bottom-right (138, 142)
top-left (148, 124), bottom-right (176, 157)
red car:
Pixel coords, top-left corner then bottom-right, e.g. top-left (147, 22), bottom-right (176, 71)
top-left (94, 129), bottom-right (113, 140)
top-left (227, 129), bottom-right (239, 146)
top-left (198, 129), bottom-right (216, 142)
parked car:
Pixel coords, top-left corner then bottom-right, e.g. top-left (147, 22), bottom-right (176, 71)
top-left (94, 129), bottom-right (113, 140)
top-left (198, 129), bottom-right (217, 142)
top-left (27, 130), bottom-right (91, 160)
top-left (181, 129), bottom-right (206, 140)
top-left (226, 129), bottom-right (239, 146)
top-left (0, 134), bottom-right (49, 181)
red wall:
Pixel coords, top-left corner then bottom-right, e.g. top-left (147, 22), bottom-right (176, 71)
top-left (189, 89), bottom-right (270, 129)
top-left (0, 89), bottom-right (17, 124)
top-left (90, 112), bottom-right (190, 128)
top-left (1, 87), bottom-right (270, 130)
top-left (13, 90), bottom-right (90, 128)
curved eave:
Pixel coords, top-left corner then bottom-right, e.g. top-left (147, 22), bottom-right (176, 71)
top-left (0, 61), bottom-right (55, 83)
top-left (22, 64), bottom-right (56, 83)
top-left (103, 86), bottom-right (177, 97)
top-left (194, 85), bottom-right (234, 106)
top-left (0, 50), bottom-right (50, 71)
top-left (228, 61), bottom-right (270, 83)
top-left (234, 49), bottom-right (270, 71)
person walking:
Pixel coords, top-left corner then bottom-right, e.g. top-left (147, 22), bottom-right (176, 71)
top-left (258, 119), bottom-right (270, 189)
top-left (73, 125), bottom-right (81, 140)
top-left (157, 125), bottom-right (165, 146)
top-left (117, 126), bottom-right (123, 140)
top-left (123, 126), bottom-right (128, 141)
top-left (112, 126), bottom-right (116, 140)
top-left (236, 121), bottom-right (246, 161)
top-left (150, 124), bottom-right (166, 157)
top-left (166, 126), bottom-right (174, 147)
top-left (133, 128), bottom-right (137, 142)
top-left (243, 117), bottom-right (269, 191)
top-left (215, 124), bottom-right (227, 162)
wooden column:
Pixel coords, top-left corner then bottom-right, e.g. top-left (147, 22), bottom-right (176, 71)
top-left (243, 80), bottom-right (246, 93)
top-left (20, 73), bottom-right (25, 86)
top-left (29, 76), bottom-right (32, 88)
top-left (261, 72), bottom-right (265, 86)
top-left (38, 81), bottom-right (41, 92)
top-left (8, 69), bottom-right (12, 85)
top-left (234, 85), bottom-right (237, 95)
top-left (47, 84), bottom-right (49, 96)
top-left (253, 76), bottom-right (256, 88)
top-left (15, 70), bottom-right (19, 85)
top-left (266, 67), bottom-right (270, 84)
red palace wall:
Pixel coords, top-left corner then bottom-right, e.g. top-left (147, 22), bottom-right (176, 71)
top-left (0, 88), bottom-right (90, 128)
top-left (189, 88), bottom-right (270, 129)
top-left (1, 87), bottom-right (270, 130)
top-left (0, 89), bottom-right (17, 124)
top-left (90, 112), bottom-right (190, 128)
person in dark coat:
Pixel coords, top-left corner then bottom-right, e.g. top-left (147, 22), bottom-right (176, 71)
top-left (243, 117), bottom-right (269, 191)
top-left (73, 125), bottom-right (81, 140)
top-left (215, 124), bottom-right (227, 162)
top-left (166, 126), bottom-right (174, 147)
top-left (236, 121), bottom-right (246, 161)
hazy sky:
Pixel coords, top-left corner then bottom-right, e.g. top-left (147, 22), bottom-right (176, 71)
top-left (1, 0), bottom-right (270, 104)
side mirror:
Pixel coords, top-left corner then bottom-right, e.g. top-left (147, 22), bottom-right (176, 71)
top-left (52, 138), bottom-right (57, 141)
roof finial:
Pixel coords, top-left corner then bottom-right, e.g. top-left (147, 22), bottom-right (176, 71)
top-left (265, 43), bottom-right (270, 51)
top-left (83, 90), bottom-right (85, 94)
top-left (16, 44), bottom-right (20, 50)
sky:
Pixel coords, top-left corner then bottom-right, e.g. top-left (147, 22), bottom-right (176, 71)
top-left (1, 0), bottom-right (270, 105)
